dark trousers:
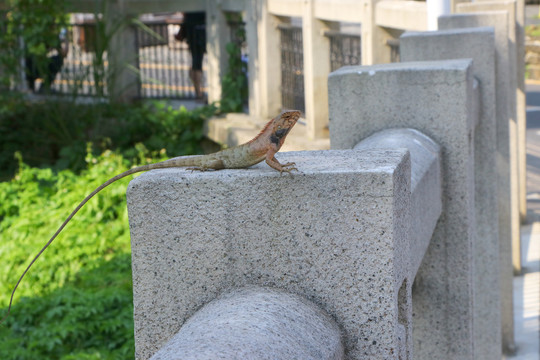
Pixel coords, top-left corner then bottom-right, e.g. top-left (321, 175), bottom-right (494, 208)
top-left (25, 55), bottom-right (63, 92)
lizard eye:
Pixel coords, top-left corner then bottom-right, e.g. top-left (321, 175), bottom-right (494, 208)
top-left (277, 125), bottom-right (282, 130)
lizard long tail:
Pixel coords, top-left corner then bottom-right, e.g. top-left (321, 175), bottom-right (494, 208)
top-left (0, 162), bottom-right (161, 325)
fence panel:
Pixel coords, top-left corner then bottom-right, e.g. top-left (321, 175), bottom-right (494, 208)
top-left (136, 22), bottom-right (203, 99)
top-left (279, 24), bottom-right (305, 113)
top-left (51, 23), bottom-right (109, 97)
top-left (49, 21), bottom-right (207, 99)
top-left (325, 31), bottom-right (361, 72)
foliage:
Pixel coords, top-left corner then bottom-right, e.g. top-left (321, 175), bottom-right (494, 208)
top-left (0, 0), bottom-right (68, 88)
top-left (0, 150), bottom-right (159, 359)
top-left (0, 5), bottom-right (246, 359)
top-left (0, 96), bottom-right (219, 357)
top-left (0, 94), bottom-right (218, 180)
top-left (220, 14), bottom-right (248, 113)
top-left (525, 25), bottom-right (540, 79)
top-left (75, 11), bottom-right (109, 98)
top-left (526, 24), bottom-right (540, 38)
top-left (72, 4), bottom-right (156, 98)
top-left (0, 0), bottom-right (153, 97)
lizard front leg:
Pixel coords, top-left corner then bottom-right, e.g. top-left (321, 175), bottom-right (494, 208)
top-left (265, 151), bottom-right (297, 174)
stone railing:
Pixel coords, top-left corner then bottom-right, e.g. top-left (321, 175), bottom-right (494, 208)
top-left (121, 3), bottom-right (526, 360)
top-left (138, 127), bottom-right (442, 360)
top-left (329, 57), bottom-right (489, 359)
top-left (127, 142), bottom-right (436, 359)
top-left (125, 23), bottom-right (518, 360)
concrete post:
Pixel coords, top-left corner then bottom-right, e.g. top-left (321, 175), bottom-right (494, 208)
top-left (127, 149), bottom-right (414, 359)
top-left (106, 0), bottom-right (140, 102)
top-left (248, 0), bottom-right (282, 119)
top-left (205, 2), bottom-right (229, 104)
top-left (476, 0), bottom-right (526, 226)
top-left (361, 0), bottom-right (393, 64)
top-left (245, 1), bottom-right (261, 117)
top-left (302, 2), bottom-right (333, 138)
top-left (400, 27), bottom-right (501, 359)
top-left (457, 0), bottom-right (525, 269)
top-left (516, 0), bottom-right (526, 223)
top-left (329, 59), bottom-right (478, 359)
top-left (438, 12), bottom-right (517, 355)
top-left (17, 33), bottom-right (28, 92)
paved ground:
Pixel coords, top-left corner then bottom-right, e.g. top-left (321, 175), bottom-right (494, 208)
top-left (507, 83), bottom-right (540, 360)
top-left (526, 5), bottom-right (540, 26)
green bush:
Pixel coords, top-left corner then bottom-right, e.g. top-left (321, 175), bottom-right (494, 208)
top-left (0, 150), bottom-right (150, 359)
top-left (0, 95), bottom-right (218, 180)
top-left (0, 97), bottom-right (218, 358)
top-left (0, 3), bottom-right (247, 358)
top-left (0, 0), bottom-right (69, 88)
top-left (220, 15), bottom-right (248, 113)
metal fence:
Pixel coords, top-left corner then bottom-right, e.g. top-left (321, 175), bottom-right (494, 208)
top-left (279, 24), bottom-right (305, 113)
top-left (49, 21), bottom-right (206, 99)
top-left (50, 23), bottom-right (109, 96)
top-left (278, 27), bottom-right (362, 113)
top-left (136, 23), bottom-right (202, 99)
top-left (326, 31), bottom-right (361, 72)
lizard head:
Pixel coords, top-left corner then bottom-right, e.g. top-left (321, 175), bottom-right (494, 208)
top-left (270, 110), bottom-right (302, 148)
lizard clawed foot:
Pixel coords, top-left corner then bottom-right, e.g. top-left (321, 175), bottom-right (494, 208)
top-left (281, 162), bottom-right (296, 167)
top-left (279, 163), bottom-right (298, 176)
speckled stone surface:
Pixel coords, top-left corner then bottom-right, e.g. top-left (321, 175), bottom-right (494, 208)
top-left (354, 128), bottom-right (442, 277)
top-left (400, 28), bottom-right (501, 359)
top-left (438, 13), bottom-right (518, 354)
top-left (329, 59), bottom-right (477, 359)
top-left (149, 286), bottom-right (343, 360)
top-left (493, 0), bottom-right (527, 226)
top-left (127, 149), bottom-right (411, 359)
top-left (460, 0), bottom-right (526, 228)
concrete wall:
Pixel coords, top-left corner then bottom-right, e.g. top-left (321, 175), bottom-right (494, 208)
top-left (375, 1), bottom-right (427, 31)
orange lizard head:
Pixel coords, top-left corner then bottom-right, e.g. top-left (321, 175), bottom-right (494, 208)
top-left (270, 110), bottom-right (302, 148)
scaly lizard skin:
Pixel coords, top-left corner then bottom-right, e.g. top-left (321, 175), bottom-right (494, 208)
top-left (1, 110), bottom-right (301, 324)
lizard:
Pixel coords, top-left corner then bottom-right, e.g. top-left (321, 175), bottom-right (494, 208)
top-left (1, 109), bottom-right (301, 324)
